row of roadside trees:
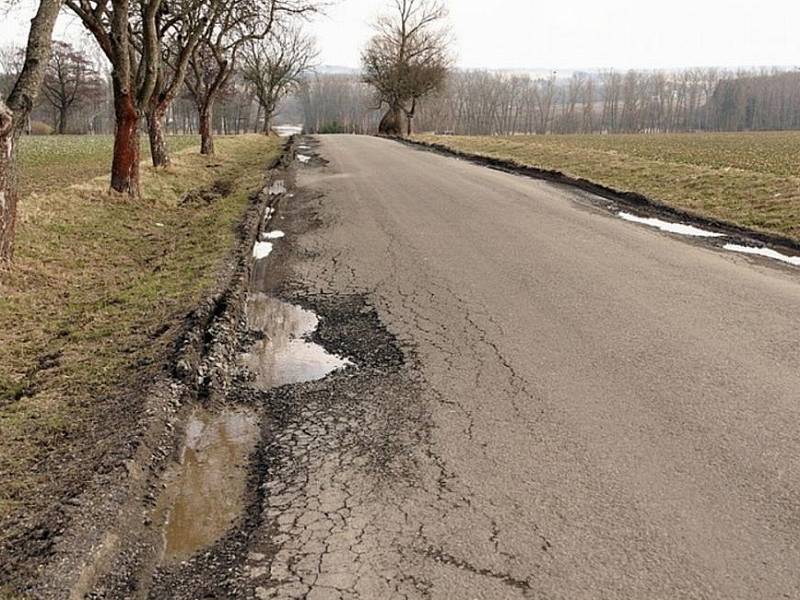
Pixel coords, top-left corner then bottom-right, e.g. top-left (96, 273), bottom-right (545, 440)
top-left (0, 0), bottom-right (320, 262)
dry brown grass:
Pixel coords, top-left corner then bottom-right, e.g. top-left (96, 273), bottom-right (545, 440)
top-left (416, 131), bottom-right (800, 241)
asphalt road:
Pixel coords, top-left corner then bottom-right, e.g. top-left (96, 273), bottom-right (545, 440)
top-left (248, 134), bottom-right (800, 600)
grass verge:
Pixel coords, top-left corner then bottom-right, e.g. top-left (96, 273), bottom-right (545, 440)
top-left (415, 132), bottom-right (800, 242)
top-left (18, 134), bottom-right (198, 197)
top-left (0, 134), bottom-right (280, 529)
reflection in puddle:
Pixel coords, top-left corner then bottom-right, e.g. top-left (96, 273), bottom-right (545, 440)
top-left (242, 293), bottom-right (350, 389)
top-left (160, 408), bottom-right (260, 563)
top-left (618, 211), bottom-right (725, 238)
top-left (724, 243), bottom-right (800, 266)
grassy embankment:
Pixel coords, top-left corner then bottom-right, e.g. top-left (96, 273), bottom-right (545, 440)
top-left (416, 131), bottom-right (800, 242)
top-left (0, 134), bottom-right (280, 525)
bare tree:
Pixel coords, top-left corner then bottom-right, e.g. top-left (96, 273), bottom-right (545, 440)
top-left (0, 0), bottom-right (62, 262)
top-left (186, 0), bottom-right (319, 155)
top-left (362, 0), bottom-right (451, 135)
top-left (65, 0), bottom-right (165, 196)
top-left (242, 24), bottom-right (316, 134)
top-left (144, 0), bottom-right (213, 167)
top-left (42, 41), bottom-right (104, 134)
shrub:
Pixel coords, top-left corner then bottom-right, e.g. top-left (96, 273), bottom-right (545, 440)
top-left (29, 121), bottom-right (54, 136)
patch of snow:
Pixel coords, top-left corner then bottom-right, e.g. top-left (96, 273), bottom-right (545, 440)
top-left (297, 154), bottom-right (311, 164)
top-left (618, 212), bottom-right (725, 238)
top-left (252, 241), bottom-right (273, 261)
top-left (723, 244), bottom-right (800, 266)
top-left (262, 230), bottom-right (285, 240)
top-left (268, 180), bottom-right (286, 195)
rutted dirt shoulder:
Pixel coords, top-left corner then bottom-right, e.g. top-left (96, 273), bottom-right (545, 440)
top-left (396, 136), bottom-right (800, 258)
top-left (1, 143), bottom-right (293, 600)
top-left (143, 140), bottom-right (428, 599)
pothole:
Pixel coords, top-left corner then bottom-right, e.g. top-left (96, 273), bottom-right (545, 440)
top-left (157, 407), bottom-right (260, 563)
top-left (242, 293), bottom-right (351, 389)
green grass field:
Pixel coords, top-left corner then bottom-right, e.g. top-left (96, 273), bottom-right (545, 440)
top-left (0, 134), bottom-right (280, 526)
top-left (416, 131), bottom-right (800, 242)
top-left (18, 134), bottom-right (198, 197)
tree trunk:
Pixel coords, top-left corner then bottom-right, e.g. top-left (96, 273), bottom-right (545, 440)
top-left (199, 103), bottom-right (214, 155)
top-left (263, 113), bottom-right (271, 135)
top-left (58, 105), bottom-right (68, 134)
top-left (110, 92), bottom-right (141, 197)
top-left (406, 97), bottom-right (417, 136)
top-left (147, 106), bottom-right (170, 167)
top-left (0, 105), bottom-right (21, 262)
top-left (378, 104), bottom-right (404, 135)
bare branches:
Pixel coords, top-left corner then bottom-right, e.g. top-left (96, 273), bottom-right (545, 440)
top-left (362, 0), bottom-right (452, 134)
top-left (242, 23), bottom-right (316, 132)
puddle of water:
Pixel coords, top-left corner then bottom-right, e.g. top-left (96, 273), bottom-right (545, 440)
top-left (253, 241), bottom-right (273, 260)
top-left (262, 230), bottom-right (285, 240)
top-left (724, 243), bottom-right (800, 266)
top-left (242, 293), bottom-right (350, 389)
top-left (160, 408), bottom-right (260, 563)
top-left (297, 154), bottom-right (311, 164)
top-left (618, 211), bottom-right (725, 238)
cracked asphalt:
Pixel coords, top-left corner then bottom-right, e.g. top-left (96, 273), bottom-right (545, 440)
top-left (243, 135), bottom-right (800, 600)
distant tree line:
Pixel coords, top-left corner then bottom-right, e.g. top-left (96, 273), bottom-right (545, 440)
top-left (300, 67), bottom-right (800, 135)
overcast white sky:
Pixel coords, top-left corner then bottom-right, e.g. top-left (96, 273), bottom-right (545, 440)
top-left (5, 0), bottom-right (800, 70)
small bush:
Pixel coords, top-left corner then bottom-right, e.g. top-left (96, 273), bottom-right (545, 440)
top-left (28, 121), bottom-right (54, 136)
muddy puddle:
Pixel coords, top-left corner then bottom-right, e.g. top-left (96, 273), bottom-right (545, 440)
top-left (242, 293), bottom-right (350, 389)
top-left (157, 408), bottom-right (260, 563)
top-left (154, 296), bottom-right (347, 562)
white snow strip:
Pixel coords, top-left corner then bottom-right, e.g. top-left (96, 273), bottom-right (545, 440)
top-left (252, 241), bottom-right (274, 261)
top-left (618, 212), bottom-right (725, 238)
top-left (297, 154), bottom-right (311, 164)
top-left (723, 244), bottom-right (800, 266)
top-left (262, 230), bottom-right (285, 240)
